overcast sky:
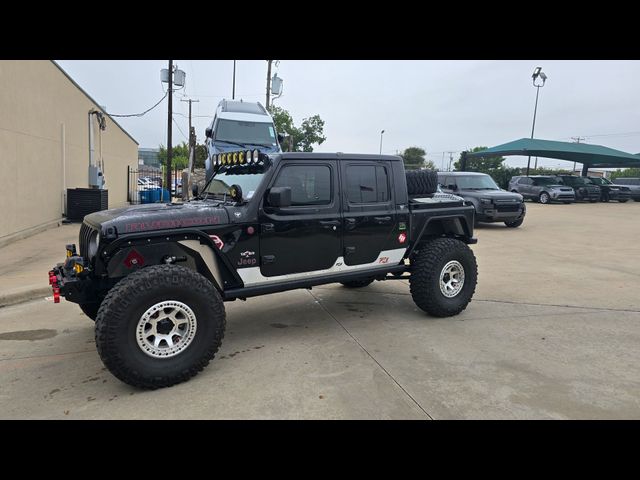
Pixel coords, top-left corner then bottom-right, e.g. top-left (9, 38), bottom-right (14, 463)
top-left (56, 60), bottom-right (640, 170)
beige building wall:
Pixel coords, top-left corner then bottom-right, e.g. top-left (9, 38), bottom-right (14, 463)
top-left (0, 60), bottom-right (138, 241)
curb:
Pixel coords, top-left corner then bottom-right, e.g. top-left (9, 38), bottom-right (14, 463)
top-left (0, 287), bottom-right (52, 308)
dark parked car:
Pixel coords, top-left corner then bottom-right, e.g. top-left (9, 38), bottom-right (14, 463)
top-left (554, 175), bottom-right (601, 202)
top-left (587, 176), bottom-right (631, 202)
top-left (612, 178), bottom-right (640, 201)
top-left (509, 175), bottom-right (575, 204)
top-left (438, 172), bottom-right (526, 227)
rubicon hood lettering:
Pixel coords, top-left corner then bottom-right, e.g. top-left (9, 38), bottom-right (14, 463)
top-left (125, 216), bottom-right (222, 233)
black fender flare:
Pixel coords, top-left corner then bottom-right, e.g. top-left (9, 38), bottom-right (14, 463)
top-left (97, 228), bottom-right (241, 292)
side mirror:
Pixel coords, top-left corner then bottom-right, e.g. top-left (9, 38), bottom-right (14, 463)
top-left (192, 184), bottom-right (199, 197)
top-left (267, 187), bottom-right (291, 208)
top-left (205, 127), bottom-right (212, 138)
top-left (277, 133), bottom-right (285, 144)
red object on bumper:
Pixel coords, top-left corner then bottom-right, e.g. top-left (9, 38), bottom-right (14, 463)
top-left (49, 270), bottom-right (61, 303)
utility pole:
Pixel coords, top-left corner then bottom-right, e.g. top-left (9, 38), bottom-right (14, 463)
top-left (571, 136), bottom-right (585, 174)
top-left (266, 60), bottom-right (273, 109)
top-left (180, 98), bottom-right (200, 139)
top-left (166, 59), bottom-right (173, 198)
top-left (232, 60), bottom-right (236, 100)
top-left (181, 98), bottom-right (200, 172)
top-left (448, 152), bottom-right (454, 172)
top-left (441, 152), bottom-right (446, 171)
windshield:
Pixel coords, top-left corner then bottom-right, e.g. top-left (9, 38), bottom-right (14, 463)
top-left (202, 166), bottom-right (267, 200)
top-left (589, 177), bottom-right (610, 185)
top-left (455, 175), bottom-right (500, 190)
top-left (214, 119), bottom-right (277, 147)
top-left (534, 177), bottom-right (560, 186)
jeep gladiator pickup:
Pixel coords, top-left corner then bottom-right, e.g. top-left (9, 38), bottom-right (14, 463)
top-left (50, 151), bottom-right (478, 388)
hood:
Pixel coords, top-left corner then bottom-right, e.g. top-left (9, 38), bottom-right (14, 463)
top-left (460, 189), bottom-right (523, 201)
top-left (84, 201), bottom-right (229, 236)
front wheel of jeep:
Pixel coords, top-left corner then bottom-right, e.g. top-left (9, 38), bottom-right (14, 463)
top-left (95, 265), bottom-right (226, 389)
top-left (409, 238), bottom-right (478, 317)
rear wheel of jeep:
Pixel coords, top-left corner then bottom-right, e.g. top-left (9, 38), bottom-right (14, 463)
top-left (341, 279), bottom-right (374, 288)
top-left (95, 265), bottom-right (225, 389)
top-left (409, 238), bottom-right (477, 317)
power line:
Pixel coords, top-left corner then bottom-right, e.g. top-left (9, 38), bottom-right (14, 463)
top-left (107, 92), bottom-right (168, 117)
top-left (172, 117), bottom-right (188, 142)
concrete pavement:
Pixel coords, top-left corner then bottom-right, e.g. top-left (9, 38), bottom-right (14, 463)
top-left (0, 223), bottom-right (79, 307)
top-left (0, 201), bottom-right (639, 418)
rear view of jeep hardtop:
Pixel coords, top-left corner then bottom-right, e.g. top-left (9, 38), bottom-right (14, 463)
top-left (50, 150), bottom-right (478, 389)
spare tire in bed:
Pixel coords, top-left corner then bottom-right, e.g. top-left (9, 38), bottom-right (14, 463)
top-left (406, 169), bottom-right (438, 195)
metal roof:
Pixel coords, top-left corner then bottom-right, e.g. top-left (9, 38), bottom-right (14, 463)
top-left (466, 138), bottom-right (640, 168)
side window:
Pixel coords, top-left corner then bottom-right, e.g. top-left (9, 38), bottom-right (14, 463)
top-left (517, 177), bottom-right (527, 185)
top-left (346, 165), bottom-right (389, 203)
top-left (272, 165), bottom-right (332, 206)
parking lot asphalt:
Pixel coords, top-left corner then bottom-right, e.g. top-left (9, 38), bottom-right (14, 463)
top-left (1, 201), bottom-right (639, 419)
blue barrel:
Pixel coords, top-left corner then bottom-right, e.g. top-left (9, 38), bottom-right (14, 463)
top-left (150, 188), bottom-right (161, 202)
top-left (161, 189), bottom-right (170, 202)
top-left (139, 190), bottom-right (153, 204)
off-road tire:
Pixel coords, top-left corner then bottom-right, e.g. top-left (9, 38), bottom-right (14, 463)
top-left (539, 192), bottom-right (550, 204)
top-left (79, 302), bottom-right (100, 321)
top-left (406, 169), bottom-right (438, 195)
top-left (504, 217), bottom-right (524, 228)
top-left (341, 279), bottom-right (374, 288)
top-left (635, 198), bottom-right (640, 202)
top-left (95, 265), bottom-right (226, 389)
top-left (409, 237), bottom-right (477, 317)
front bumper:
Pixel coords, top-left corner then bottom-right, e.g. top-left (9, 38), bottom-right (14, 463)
top-left (607, 189), bottom-right (631, 200)
top-left (49, 249), bottom-right (97, 305)
top-left (477, 202), bottom-right (526, 222)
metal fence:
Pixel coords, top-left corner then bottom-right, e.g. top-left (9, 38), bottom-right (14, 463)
top-left (127, 165), bottom-right (182, 205)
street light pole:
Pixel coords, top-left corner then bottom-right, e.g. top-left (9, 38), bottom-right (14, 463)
top-left (526, 67), bottom-right (547, 176)
top-left (379, 130), bottom-right (385, 154)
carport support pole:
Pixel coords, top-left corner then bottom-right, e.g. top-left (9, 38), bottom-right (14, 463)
top-left (581, 163), bottom-right (589, 177)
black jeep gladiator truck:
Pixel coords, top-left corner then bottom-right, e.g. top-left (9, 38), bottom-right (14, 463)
top-left (50, 151), bottom-right (478, 389)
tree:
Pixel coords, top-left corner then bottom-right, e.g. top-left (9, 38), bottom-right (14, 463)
top-left (268, 105), bottom-right (326, 152)
top-left (159, 141), bottom-right (207, 170)
top-left (611, 167), bottom-right (640, 181)
top-left (453, 146), bottom-right (505, 172)
top-left (400, 147), bottom-right (430, 170)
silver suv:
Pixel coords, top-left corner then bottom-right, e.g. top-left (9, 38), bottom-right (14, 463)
top-left (509, 175), bottom-right (575, 204)
top-left (613, 178), bottom-right (640, 201)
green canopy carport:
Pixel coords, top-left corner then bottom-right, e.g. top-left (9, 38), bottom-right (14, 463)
top-left (463, 138), bottom-right (640, 174)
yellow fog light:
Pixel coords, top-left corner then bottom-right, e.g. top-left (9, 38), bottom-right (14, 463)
top-left (239, 151), bottom-right (245, 164)
top-left (74, 263), bottom-right (84, 274)
top-left (233, 152), bottom-right (238, 164)
top-left (66, 250), bottom-right (72, 257)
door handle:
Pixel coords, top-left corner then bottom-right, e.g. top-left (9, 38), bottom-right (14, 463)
top-left (374, 216), bottom-right (392, 224)
top-left (262, 223), bottom-right (274, 234)
top-left (345, 218), bottom-right (356, 230)
top-left (319, 220), bottom-right (340, 226)
top-left (345, 246), bottom-right (356, 255)
top-left (262, 255), bottom-right (276, 264)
